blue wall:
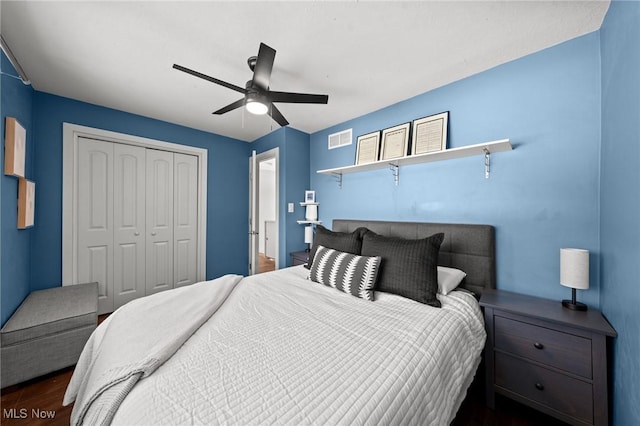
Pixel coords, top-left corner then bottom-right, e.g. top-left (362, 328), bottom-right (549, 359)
top-left (311, 33), bottom-right (602, 307)
top-left (281, 128), bottom-right (312, 260)
top-left (1, 54), bottom-right (35, 325)
top-left (28, 92), bottom-right (251, 293)
top-left (600, 1), bottom-right (640, 424)
top-left (253, 127), bottom-right (310, 267)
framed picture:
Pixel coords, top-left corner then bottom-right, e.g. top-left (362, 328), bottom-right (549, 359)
top-left (380, 123), bottom-right (410, 161)
top-left (4, 117), bottom-right (26, 177)
top-left (411, 111), bottom-right (448, 155)
top-left (305, 190), bottom-right (316, 203)
top-left (354, 131), bottom-right (381, 165)
top-left (18, 178), bottom-right (35, 229)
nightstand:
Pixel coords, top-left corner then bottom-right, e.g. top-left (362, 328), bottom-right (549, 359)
top-left (480, 289), bottom-right (617, 426)
top-left (290, 250), bottom-right (309, 266)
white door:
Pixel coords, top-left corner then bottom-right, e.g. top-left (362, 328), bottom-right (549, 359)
top-left (113, 144), bottom-right (146, 309)
top-left (64, 124), bottom-right (207, 314)
top-left (248, 148), bottom-right (279, 274)
top-left (174, 153), bottom-right (198, 288)
top-left (265, 220), bottom-right (276, 258)
top-left (77, 137), bottom-right (114, 314)
top-left (248, 151), bottom-right (258, 275)
top-left (146, 149), bottom-right (174, 295)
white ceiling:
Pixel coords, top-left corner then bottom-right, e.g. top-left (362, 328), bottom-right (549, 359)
top-left (1, 1), bottom-right (609, 142)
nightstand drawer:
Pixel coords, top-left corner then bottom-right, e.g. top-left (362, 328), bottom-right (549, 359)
top-left (495, 315), bottom-right (592, 378)
top-left (495, 352), bottom-right (593, 424)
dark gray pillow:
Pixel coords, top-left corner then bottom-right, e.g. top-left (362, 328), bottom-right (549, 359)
top-left (309, 245), bottom-right (381, 301)
top-left (304, 225), bottom-right (368, 269)
top-left (361, 231), bottom-right (444, 307)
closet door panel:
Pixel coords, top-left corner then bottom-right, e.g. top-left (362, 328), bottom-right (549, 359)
top-left (146, 149), bottom-right (174, 294)
top-left (174, 154), bottom-right (198, 287)
top-left (77, 138), bottom-right (114, 314)
top-left (114, 144), bottom-right (146, 308)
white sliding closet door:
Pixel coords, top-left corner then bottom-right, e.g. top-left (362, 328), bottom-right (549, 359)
top-left (145, 149), bottom-right (174, 295)
top-left (174, 153), bottom-right (198, 288)
top-left (113, 144), bottom-right (146, 308)
top-left (77, 138), bottom-right (114, 314)
top-left (64, 124), bottom-right (207, 315)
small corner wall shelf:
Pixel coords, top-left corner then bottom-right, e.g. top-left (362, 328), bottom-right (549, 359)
top-left (317, 139), bottom-right (512, 187)
top-left (297, 220), bottom-right (322, 225)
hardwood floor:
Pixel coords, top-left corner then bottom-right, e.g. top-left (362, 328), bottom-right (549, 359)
top-left (1, 363), bottom-right (569, 425)
top-left (258, 252), bottom-right (275, 273)
top-left (1, 367), bottom-right (73, 426)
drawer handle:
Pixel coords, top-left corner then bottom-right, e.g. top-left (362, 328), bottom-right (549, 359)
top-left (533, 342), bottom-right (544, 350)
top-left (535, 383), bottom-right (545, 391)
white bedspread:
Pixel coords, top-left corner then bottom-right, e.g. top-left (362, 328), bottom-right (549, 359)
top-left (64, 274), bottom-right (243, 426)
top-left (69, 266), bottom-right (486, 425)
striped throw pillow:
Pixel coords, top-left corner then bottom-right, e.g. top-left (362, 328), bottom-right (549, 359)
top-left (309, 245), bottom-right (381, 301)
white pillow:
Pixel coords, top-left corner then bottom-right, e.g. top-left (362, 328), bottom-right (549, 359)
top-left (437, 266), bottom-right (467, 295)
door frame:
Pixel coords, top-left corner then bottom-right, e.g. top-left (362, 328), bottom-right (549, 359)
top-left (248, 147), bottom-right (279, 274)
top-left (62, 123), bottom-right (208, 285)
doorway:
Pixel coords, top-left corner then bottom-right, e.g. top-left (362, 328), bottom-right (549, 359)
top-left (248, 148), bottom-right (279, 275)
top-left (259, 158), bottom-right (277, 272)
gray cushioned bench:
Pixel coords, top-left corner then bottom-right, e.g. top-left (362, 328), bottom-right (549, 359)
top-left (1, 283), bottom-right (98, 388)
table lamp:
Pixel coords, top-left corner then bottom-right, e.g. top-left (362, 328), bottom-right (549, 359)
top-left (304, 226), bottom-right (314, 252)
top-left (560, 248), bottom-right (589, 311)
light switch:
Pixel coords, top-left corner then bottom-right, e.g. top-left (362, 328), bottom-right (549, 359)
top-left (288, 203), bottom-right (294, 213)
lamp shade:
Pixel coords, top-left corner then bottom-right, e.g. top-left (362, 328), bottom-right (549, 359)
top-left (560, 248), bottom-right (589, 290)
top-left (305, 204), bottom-right (318, 221)
top-left (304, 226), bottom-right (314, 244)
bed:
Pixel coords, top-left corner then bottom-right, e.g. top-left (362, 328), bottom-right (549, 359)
top-left (64, 219), bottom-right (495, 426)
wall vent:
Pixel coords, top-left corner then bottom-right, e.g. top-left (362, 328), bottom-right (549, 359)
top-left (328, 129), bottom-right (352, 150)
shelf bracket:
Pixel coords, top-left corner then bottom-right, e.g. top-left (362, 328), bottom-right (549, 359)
top-left (332, 172), bottom-right (343, 189)
top-left (483, 147), bottom-right (491, 179)
top-left (389, 163), bottom-right (399, 186)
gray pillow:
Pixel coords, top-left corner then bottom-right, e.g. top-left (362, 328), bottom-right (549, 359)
top-left (304, 225), bottom-right (368, 269)
top-left (361, 231), bottom-right (444, 307)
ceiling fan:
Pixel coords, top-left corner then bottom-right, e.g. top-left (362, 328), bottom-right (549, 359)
top-left (173, 42), bottom-right (329, 127)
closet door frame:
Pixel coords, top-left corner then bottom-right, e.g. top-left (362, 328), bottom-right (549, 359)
top-left (62, 123), bottom-right (208, 287)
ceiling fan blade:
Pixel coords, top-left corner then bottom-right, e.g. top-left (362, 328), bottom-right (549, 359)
top-left (268, 104), bottom-right (289, 127)
top-left (213, 98), bottom-right (246, 115)
top-left (173, 64), bottom-right (246, 95)
top-left (269, 91), bottom-right (329, 104)
top-left (251, 43), bottom-right (276, 91)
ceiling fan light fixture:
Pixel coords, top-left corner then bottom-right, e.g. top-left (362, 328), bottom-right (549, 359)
top-left (245, 98), bottom-right (268, 115)
top-left (245, 92), bottom-right (268, 115)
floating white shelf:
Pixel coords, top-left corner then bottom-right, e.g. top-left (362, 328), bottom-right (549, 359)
top-left (317, 139), bottom-right (512, 186)
top-left (297, 220), bottom-right (322, 225)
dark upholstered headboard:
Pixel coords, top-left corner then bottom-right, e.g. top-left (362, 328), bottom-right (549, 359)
top-left (332, 219), bottom-right (496, 295)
